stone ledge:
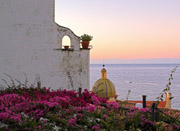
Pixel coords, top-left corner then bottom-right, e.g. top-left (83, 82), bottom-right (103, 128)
top-left (54, 48), bottom-right (74, 51)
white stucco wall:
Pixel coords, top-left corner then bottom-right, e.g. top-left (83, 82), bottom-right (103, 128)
top-left (0, 0), bottom-right (90, 91)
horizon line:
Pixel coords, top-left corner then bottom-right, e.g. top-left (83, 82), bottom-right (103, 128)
top-left (90, 58), bottom-right (180, 64)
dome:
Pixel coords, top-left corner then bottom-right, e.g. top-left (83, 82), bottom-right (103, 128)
top-left (92, 65), bottom-right (117, 99)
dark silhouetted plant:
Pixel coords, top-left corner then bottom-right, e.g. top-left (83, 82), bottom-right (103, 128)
top-left (156, 66), bottom-right (178, 104)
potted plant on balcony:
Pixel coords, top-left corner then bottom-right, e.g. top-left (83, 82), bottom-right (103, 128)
top-left (80, 34), bottom-right (93, 49)
top-left (64, 45), bottom-right (69, 49)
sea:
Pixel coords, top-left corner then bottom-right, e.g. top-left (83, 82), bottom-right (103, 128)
top-left (90, 64), bottom-right (180, 109)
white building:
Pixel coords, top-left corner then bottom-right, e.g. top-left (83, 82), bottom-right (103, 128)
top-left (0, 0), bottom-right (91, 91)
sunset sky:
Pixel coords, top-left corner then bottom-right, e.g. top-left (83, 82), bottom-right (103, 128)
top-left (55, 0), bottom-right (180, 63)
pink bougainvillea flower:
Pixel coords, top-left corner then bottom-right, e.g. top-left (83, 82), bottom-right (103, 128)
top-left (38, 125), bottom-right (42, 129)
top-left (91, 95), bottom-right (101, 106)
top-left (92, 124), bottom-right (100, 131)
top-left (87, 104), bottom-right (96, 112)
top-left (68, 117), bottom-right (77, 127)
top-left (77, 113), bottom-right (83, 118)
top-left (104, 114), bottom-right (108, 120)
top-left (107, 101), bottom-right (119, 110)
top-left (172, 124), bottom-right (180, 130)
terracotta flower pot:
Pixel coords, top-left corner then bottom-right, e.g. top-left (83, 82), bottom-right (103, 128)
top-left (64, 46), bottom-right (69, 49)
top-left (81, 41), bottom-right (89, 49)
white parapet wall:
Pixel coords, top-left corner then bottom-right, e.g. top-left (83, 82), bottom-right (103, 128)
top-left (0, 0), bottom-right (90, 91)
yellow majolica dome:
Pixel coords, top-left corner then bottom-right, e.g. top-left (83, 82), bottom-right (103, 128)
top-left (92, 65), bottom-right (117, 99)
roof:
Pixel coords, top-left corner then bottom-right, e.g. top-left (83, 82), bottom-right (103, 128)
top-left (126, 100), bottom-right (167, 108)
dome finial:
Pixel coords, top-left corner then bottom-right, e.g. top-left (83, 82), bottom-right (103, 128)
top-left (101, 64), bottom-right (107, 79)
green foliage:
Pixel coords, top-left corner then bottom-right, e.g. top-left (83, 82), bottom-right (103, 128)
top-left (80, 34), bottom-right (93, 41)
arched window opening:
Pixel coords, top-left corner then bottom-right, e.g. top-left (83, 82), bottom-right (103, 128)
top-left (62, 35), bottom-right (71, 49)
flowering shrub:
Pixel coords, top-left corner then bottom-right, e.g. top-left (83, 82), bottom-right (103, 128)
top-left (0, 87), bottom-right (179, 130)
top-left (124, 107), bottom-right (155, 130)
top-left (107, 101), bottom-right (119, 110)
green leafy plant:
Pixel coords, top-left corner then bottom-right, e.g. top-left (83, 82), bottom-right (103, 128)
top-left (156, 66), bottom-right (178, 104)
top-left (80, 34), bottom-right (93, 42)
